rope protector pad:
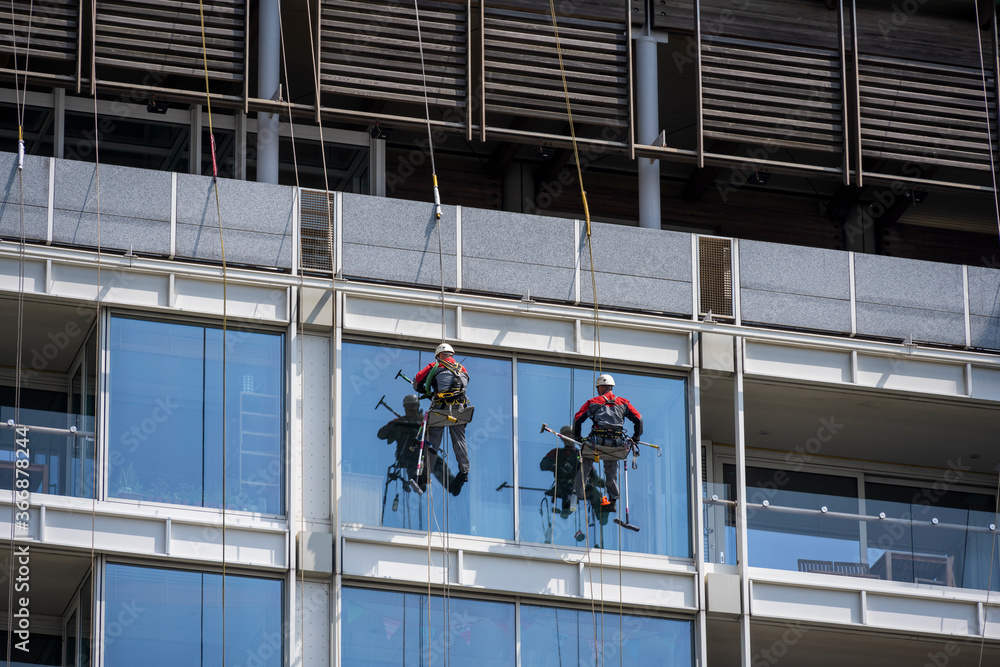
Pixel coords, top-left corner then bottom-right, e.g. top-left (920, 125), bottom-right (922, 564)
top-left (17, 139), bottom-right (24, 170)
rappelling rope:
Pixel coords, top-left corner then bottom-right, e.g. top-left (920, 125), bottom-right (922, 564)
top-left (4, 6), bottom-right (28, 651)
top-left (277, 6), bottom-right (311, 661)
top-left (546, 0), bottom-right (608, 655)
top-left (301, 0), bottom-right (334, 267)
top-left (197, 1), bottom-right (229, 663)
top-left (413, 0), bottom-right (455, 657)
top-left (970, 6), bottom-right (999, 665)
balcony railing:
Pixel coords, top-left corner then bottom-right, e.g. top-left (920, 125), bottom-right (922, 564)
top-left (0, 406), bottom-right (95, 499)
top-left (704, 484), bottom-right (1000, 592)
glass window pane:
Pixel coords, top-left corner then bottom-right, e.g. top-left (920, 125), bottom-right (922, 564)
top-left (520, 604), bottom-right (693, 667)
top-left (866, 482), bottom-right (1000, 591)
top-left (108, 317), bottom-right (284, 513)
top-left (342, 587), bottom-right (514, 666)
top-left (517, 362), bottom-right (689, 556)
top-left (341, 342), bottom-right (514, 540)
top-left (104, 563), bottom-right (282, 667)
top-left (728, 465), bottom-right (860, 572)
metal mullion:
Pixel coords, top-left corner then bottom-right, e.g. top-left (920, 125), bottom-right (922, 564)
top-left (838, 0), bottom-right (850, 186)
top-left (690, 334), bottom-right (708, 667)
top-left (695, 0), bottom-right (704, 169)
top-left (511, 351), bottom-right (520, 544)
top-left (850, 0), bottom-right (862, 187)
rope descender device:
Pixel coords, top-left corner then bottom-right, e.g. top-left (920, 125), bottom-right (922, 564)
top-left (433, 174), bottom-right (442, 221)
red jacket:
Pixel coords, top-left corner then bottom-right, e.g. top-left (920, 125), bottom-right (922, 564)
top-left (413, 356), bottom-right (468, 397)
top-left (573, 392), bottom-right (642, 441)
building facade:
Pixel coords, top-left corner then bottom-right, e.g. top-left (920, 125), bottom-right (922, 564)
top-left (0, 1), bottom-right (999, 666)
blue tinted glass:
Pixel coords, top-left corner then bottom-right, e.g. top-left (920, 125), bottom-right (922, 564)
top-left (342, 587), bottom-right (514, 666)
top-left (104, 563), bottom-right (283, 667)
top-left (341, 342), bottom-right (514, 540)
top-left (109, 318), bottom-right (284, 513)
top-left (0, 405), bottom-right (94, 498)
top-left (520, 604), bottom-right (693, 666)
top-left (517, 362), bottom-right (689, 556)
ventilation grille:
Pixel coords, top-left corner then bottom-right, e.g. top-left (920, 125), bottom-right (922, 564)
top-left (300, 190), bottom-right (335, 274)
top-left (698, 237), bottom-right (733, 318)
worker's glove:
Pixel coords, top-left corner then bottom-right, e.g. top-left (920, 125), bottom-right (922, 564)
top-left (630, 437), bottom-right (640, 454)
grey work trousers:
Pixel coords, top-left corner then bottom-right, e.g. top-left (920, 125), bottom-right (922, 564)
top-left (581, 458), bottom-right (619, 501)
top-left (426, 423), bottom-right (469, 474)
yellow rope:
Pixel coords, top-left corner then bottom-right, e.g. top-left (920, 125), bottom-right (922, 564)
top-left (548, 0), bottom-right (615, 655)
top-left (546, 0), bottom-right (602, 380)
top-left (198, 2), bottom-right (229, 664)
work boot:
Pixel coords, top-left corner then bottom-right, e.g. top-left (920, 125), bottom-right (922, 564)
top-left (449, 471), bottom-right (468, 496)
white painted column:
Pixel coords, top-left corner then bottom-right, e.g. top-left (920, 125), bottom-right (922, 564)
top-left (735, 336), bottom-right (752, 667)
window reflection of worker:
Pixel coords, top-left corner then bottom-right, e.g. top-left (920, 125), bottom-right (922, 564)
top-left (539, 425), bottom-right (604, 514)
top-left (572, 374), bottom-right (643, 514)
top-left (413, 343), bottom-right (470, 496)
top-left (376, 394), bottom-right (454, 492)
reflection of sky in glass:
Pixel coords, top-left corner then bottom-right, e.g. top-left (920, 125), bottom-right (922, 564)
top-left (517, 362), bottom-right (689, 556)
top-left (341, 342), bottom-right (513, 540)
top-left (342, 587), bottom-right (515, 666)
top-left (109, 317), bottom-right (284, 513)
top-left (104, 564), bottom-right (282, 667)
top-left (520, 604), bottom-right (693, 667)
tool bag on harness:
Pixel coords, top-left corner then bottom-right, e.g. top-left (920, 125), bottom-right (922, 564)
top-left (423, 358), bottom-right (474, 427)
top-left (580, 430), bottom-right (631, 461)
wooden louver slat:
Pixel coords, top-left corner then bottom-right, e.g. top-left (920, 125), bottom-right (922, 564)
top-left (319, 0), bottom-right (468, 114)
top-left (94, 0), bottom-right (246, 84)
top-left (0, 0), bottom-right (79, 77)
top-left (858, 54), bottom-right (997, 171)
top-left (483, 1), bottom-right (629, 129)
top-left (700, 36), bottom-right (843, 154)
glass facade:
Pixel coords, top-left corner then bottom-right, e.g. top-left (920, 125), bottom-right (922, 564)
top-left (342, 588), bottom-right (694, 667)
top-left (723, 465), bottom-right (1000, 591)
top-left (340, 343), bottom-right (691, 552)
top-left (104, 563), bottom-right (283, 667)
top-left (108, 317), bottom-right (285, 513)
top-left (520, 604), bottom-right (693, 667)
top-left (341, 342), bottom-right (514, 540)
top-left (342, 587), bottom-right (515, 666)
top-left (516, 363), bottom-right (689, 556)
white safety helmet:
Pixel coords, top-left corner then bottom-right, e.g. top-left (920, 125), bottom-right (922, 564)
top-left (596, 374), bottom-right (615, 388)
top-left (435, 343), bottom-right (455, 357)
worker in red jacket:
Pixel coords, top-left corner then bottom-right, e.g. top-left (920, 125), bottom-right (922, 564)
top-left (413, 343), bottom-right (470, 495)
top-left (572, 374), bottom-right (642, 513)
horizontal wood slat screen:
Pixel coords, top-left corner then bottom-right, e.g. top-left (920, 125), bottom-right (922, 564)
top-left (858, 55), bottom-right (997, 170)
top-left (483, 0), bottom-right (629, 129)
top-left (320, 0), bottom-right (468, 114)
top-left (0, 0), bottom-right (79, 80)
top-left (701, 36), bottom-right (843, 153)
top-left (95, 0), bottom-right (246, 84)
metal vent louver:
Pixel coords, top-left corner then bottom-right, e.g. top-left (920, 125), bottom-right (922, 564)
top-left (698, 237), bottom-right (733, 318)
top-left (299, 189), bottom-right (335, 274)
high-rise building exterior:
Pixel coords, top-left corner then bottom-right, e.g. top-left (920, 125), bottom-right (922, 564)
top-left (0, 1), bottom-right (999, 666)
